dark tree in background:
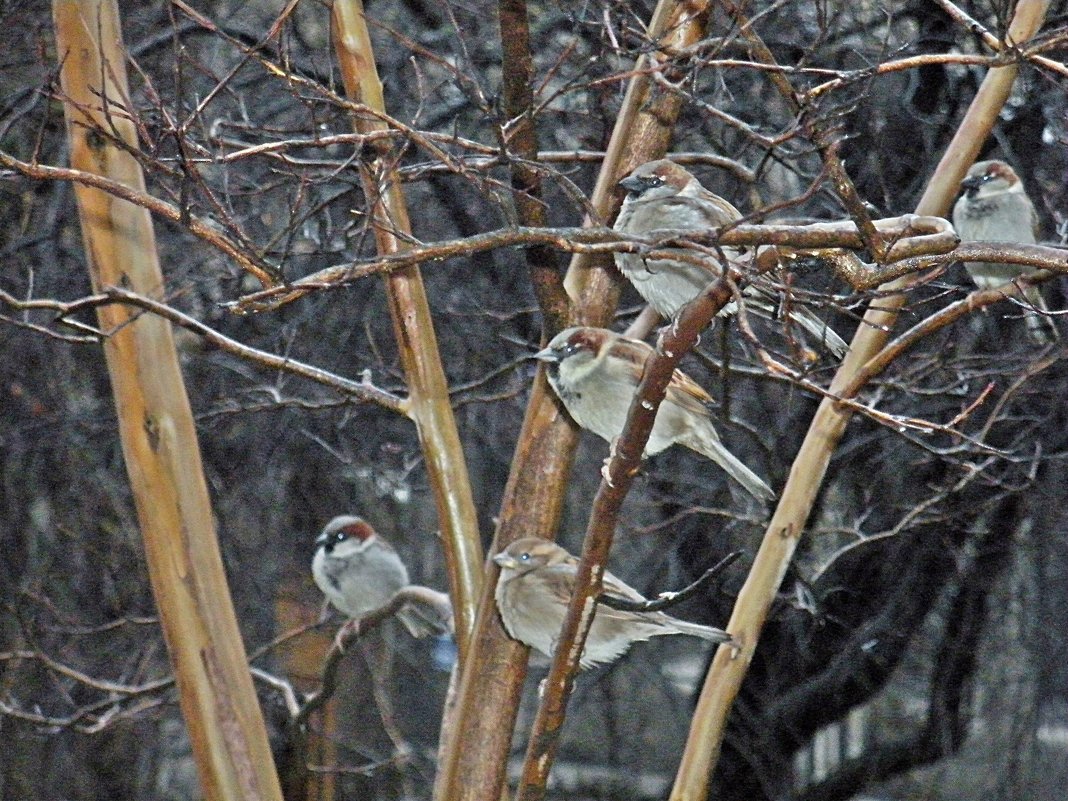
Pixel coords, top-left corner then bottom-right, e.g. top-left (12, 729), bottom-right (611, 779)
top-left (1, 2), bottom-right (1067, 801)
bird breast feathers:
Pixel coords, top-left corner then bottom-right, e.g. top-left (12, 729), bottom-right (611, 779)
top-left (623, 192), bottom-right (740, 234)
top-left (957, 192), bottom-right (1038, 244)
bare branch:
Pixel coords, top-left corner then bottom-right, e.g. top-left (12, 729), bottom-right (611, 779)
top-left (0, 150), bottom-right (279, 286)
top-left (0, 286), bottom-right (408, 415)
top-left (292, 585), bottom-right (449, 731)
top-left (228, 216), bottom-right (958, 312)
top-left (598, 551), bottom-right (743, 613)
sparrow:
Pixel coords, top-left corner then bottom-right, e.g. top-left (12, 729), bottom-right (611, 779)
top-left (535, 326), bottom-right (774, 501)
top-left (493, 537), bottom-right (734, 669)
top-left (613, 159), bottom-right (849, 358)
top-left (952, 159), bottom-right (1058, 344)
top-left (311, 515), bottom-right (450, 638)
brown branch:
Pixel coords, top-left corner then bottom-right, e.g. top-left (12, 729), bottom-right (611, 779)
top-left (52, 5), bottom-right (285, 799)
top-left (844, 275), bottom-right (1062, 400)
top-left (0, 149), bottom-right (280, 286)
top-left (443, 4), bottom-right (715, 801)
top-left (497, 0), bottom-right (569, 332)
top-left (0, 649), bottom-right (172, 697)
top-left (0, 692), bottom-right (169, 734)
top-left (560, 0), bottom-right (711, 314)
top-left (808, 241), bottom-right (1067, 291)
top-left (719, 0), bottom-right (885, 256)
top-left (228, 216), bottom-right (957, 312)
top-left (514, 258), bottom-right (749, 801)
top-left (801, 52), bottom-right (1033, 100)
top-left (0, 286), bottom-right (408, 414)
top-left (292, 585), bottom-right (452, 731)
top-left (5, 258), bottom-right (1052, 454)
top-left (932, 0), bottom-right (1068, 78)
top-left (172, 0), bottom-right (477, 180)
top-left (331, 0), bottom-right (484, 654)
top-left (429, 6), bottom-right (570, 797)
top-left (742, 342), bottom-right (1006, 449)
top-left (211, 135), bottom-right (759, 182)
top-left (249, 668), bottom-right (301, 720)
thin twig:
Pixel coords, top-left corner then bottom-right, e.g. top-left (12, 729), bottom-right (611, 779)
top-left (0, 286), bottom-right (408, 415)
top-left (292, 585), bottom-right (449, 730)
top-left (227, 216), bottom-right (959, 312)
top-left (598, 551), bottom-right (743, 612)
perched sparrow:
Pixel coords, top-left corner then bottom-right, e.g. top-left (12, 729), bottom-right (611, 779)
top-left (493, 537), bottom-right (733, 669)
top-left (952, 159), bottom-right (1058, 344)
top-left (614, 159), bottom-right (848, 357)
top-left (312, 515), bottom-right (449, 638)
top-left (535, 326), bottom-right (774, 501)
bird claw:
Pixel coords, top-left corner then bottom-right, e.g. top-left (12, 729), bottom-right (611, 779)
top-left (669, 315), bottom-right (682, 339)
top-left (727, 632), bottom-right (744, 659)
top-left (600, 457), bottom-right (615, 487)
top-left (334, 618), bottom-right (361, 652)
top-left (317, 599), bottom-right (336, 624)
top-left (601, 439), bottom-right (619, 487)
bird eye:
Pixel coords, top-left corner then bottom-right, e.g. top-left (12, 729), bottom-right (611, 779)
top-left (519, 552), bottom-right (530, 562)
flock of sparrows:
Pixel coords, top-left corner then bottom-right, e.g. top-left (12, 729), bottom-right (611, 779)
top-left (311, 156), bottom-right (1058, 671)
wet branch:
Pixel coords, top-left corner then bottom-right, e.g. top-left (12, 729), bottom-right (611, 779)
top-left (597, 551), bottom-right (743, 613)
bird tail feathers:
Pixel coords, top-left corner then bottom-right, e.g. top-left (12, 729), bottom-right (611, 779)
top-left (396, 589), bottom-right (454, 638)
top-left (1022, 288), bottom-right (1059, 344)
top-left (664, 617), bottom-right (733, 644)
top-left (684, 433), bottom-right (775, 502)
top-left (787, 306), bottom-right (850, 358)
top-left (739, 290), bottom-right (849, 358)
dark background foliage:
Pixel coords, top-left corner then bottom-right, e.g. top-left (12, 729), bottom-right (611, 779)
top-left (1, 1), bottom-right (1067, 799)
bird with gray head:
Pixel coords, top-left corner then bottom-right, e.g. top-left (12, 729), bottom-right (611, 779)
top-left (614, 159), bottom-right (849, 358)
top-left (493, 537), bottom-right (735, 669)
top-left (952, 159), bottom-right (1058, 344)
top-left (311, 515), bottom-right (450, 638)
top-left (535, 325), bottom-right (775, 501)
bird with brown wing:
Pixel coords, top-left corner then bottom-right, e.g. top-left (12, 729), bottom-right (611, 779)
top-left (614, 159), bottom-right (849, 357)
top-left (535, 326), bottom-right (774, 501)
top-left (493, 537), bottom-right (734, 669)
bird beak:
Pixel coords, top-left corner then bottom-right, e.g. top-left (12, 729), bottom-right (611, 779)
top-left (314, 533), bottom-right (329, 549)
top-left (618, 175), bottom-right (644, 194)
top-left (960, 174), bottom-right (984, 194)
top-left (493, 552), bottom-right (519, 569)
top-left (532, 346), bottom-right (559, 363)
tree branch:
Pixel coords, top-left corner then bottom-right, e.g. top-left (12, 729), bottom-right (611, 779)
top-left (0, 286), bottom-right (408, 414)
top-left (597, 551), bottom-right (743, 613)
